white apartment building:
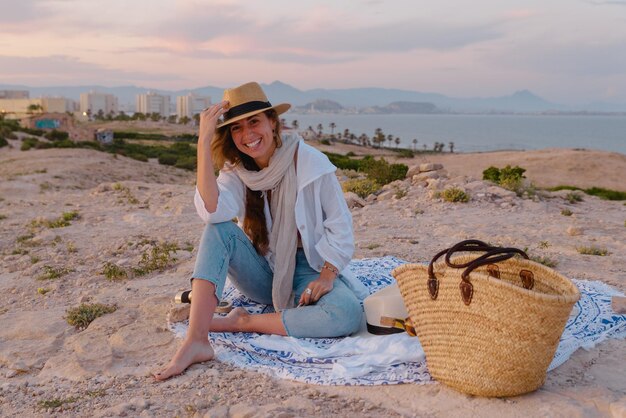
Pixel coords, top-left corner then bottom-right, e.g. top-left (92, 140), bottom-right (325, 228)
top-left (136, 92), bottom-right (171, 116)
top-left (0, 97), bottom-right (75, 116)
top-left (80, 92), bottom-right (118, 115)
top-left (176, 93), bottom-right (211, 119)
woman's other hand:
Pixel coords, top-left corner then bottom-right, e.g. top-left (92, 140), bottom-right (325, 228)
top-left (199, 101), bottom-right (229, 144)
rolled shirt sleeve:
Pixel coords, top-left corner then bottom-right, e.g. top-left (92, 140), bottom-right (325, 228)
top-left (313, 172), bottom-right (355, 273)
top-left (194, 169), bottom-right (245, 223)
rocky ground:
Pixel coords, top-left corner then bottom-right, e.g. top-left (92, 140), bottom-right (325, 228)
top-left (0, 138), bottom-right (625, 417)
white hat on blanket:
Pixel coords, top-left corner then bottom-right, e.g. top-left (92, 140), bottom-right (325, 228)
top-left (363, 283), bottom-right (413, 335)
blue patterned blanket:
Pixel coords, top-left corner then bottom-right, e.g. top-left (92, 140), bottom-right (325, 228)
top-left (169, 256), bottom-right (626, 385)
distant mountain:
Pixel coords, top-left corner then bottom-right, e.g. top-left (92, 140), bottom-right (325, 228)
top-left (294, 99), bottom-right (345, 113)
top-left (2, 81), bottom-right (626, 113)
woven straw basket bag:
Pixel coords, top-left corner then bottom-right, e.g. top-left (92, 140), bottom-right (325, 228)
top-left (392, 240), bottom-right (580, 397)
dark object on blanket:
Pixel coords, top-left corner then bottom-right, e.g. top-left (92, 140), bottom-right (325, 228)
top-left (175, 290), bottom-right (233, 313)
top-left (392, 239), bottom-right (580, 397)
top-left (175, 290), bottom-right (193, 304)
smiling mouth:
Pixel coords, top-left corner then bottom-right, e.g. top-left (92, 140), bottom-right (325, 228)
top-left (245, 139), bottom-right (261, 148)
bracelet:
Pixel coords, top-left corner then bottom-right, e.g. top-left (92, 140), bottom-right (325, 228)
top-left (322, 263), bottom-right (339, 275)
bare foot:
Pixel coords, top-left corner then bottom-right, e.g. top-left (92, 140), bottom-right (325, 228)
top-left (210, 307), bottom-right (250, 332)
top-left (153, 338), bottom-right (214, 381)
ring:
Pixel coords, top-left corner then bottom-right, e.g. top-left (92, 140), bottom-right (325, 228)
top-left (304, 288), bottom-right (312, 295)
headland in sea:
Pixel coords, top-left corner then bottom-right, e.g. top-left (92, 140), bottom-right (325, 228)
top-left (0, 120), bottom-right (625, 417)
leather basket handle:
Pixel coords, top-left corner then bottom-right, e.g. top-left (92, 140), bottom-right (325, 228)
top-left (428, 240), bottom-right (494, 300)
top-left (427, 240), bottom-right (531, 305)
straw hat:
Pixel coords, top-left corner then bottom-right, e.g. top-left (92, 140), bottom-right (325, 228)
top-left (216, 82), bottom-right (291, 128)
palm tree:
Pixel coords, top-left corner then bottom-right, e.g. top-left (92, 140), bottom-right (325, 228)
top-left (373, 128), bottom-right (384, 148)
top-left (449, 142), bottom-right (455, 153)
top-left (27, 104), bottom-right (43, 114)
top-left (412, 138), bottom-right (418, 151)
top-left (395, 137), bottom-right (401, 148)
top-left (317, 123), bottom-right (323, 137)
top-left (387, 134), bottom-right (393, 148)
top-left (329, 122), bottom-right (336, 136)
top-left (291, 120), bottom-right (299, 130)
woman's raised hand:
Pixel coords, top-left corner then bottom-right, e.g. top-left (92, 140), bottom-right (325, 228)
top-left (199, 101), bottom-right (229, 144)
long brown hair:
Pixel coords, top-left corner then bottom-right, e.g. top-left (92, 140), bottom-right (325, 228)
top-left (210, 110), bottom-right (282, 255)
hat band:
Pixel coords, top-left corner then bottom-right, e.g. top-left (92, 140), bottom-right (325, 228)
top-left (223, 100), bottom-right (272, 122)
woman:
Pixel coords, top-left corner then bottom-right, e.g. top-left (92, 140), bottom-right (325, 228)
top-left (155, 82), bottom-right (367, 381)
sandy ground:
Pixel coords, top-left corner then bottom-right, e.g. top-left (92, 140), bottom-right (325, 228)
top-left (0, 137), bottom-right (625, 417)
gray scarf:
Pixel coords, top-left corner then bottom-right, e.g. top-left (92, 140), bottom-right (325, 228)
top-left (234, 134), bottom-right (300, 310)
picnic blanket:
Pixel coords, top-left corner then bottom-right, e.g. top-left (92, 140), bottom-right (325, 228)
top-left (169, 256), bottom-right (626, 385)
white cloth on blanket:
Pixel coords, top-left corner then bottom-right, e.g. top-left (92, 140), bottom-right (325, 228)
top-left (251, 333), bottom-right (425, 379)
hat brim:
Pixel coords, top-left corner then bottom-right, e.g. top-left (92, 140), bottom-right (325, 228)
top-left (216, 103), bottom-right (291, 129)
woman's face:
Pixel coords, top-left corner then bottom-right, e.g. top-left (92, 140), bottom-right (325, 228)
top-left (229, 112), bottom-right (277, 169)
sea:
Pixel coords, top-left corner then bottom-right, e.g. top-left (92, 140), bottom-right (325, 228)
top-left (283, 113), bottom-right (626, 154)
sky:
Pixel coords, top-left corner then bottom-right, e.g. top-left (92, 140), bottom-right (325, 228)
top-left (1, 0), bottom-right (625, 105)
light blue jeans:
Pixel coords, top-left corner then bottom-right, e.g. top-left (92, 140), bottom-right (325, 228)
top-left (192, 221), bottom-right (362, 338)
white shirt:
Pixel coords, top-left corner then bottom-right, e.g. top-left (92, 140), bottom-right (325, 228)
top-left (194, 137), bottom-right (368, 300)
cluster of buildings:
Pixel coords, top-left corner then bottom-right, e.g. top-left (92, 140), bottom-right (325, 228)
top-left (0, 89), bottom-right (211, 121)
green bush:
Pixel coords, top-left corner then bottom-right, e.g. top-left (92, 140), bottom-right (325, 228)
top-left (548, 185), bottom-right (626, 201)
top-left (52, 139), bottom-right (75, 148)
top-left (441, 187), bottom-right (470, 203)
top-left (324, 152), bottom-right (361, 171)
top-left (102, 262), bottom-right (127, 281)
top-left (21, 137), bottom-right (40, 151)
top-left (584, 187), bottom-right (626, 201)
top-left (342, 178), bottom-right (381, 198)
top-left (576, 246), bottom-right (609, 256)
top-left (483, 165), bottom-right (527, 195)
top-left (175, 155), bottom-right (197, 170)
top-left (113, 131), bottom-right (168, 140)
top-left (360, 156), bottom-right (408, 185)
top-left (393, 148), bottom-right (415, 158)
top-left (128, 153), bottom-right (149, 162)
top-left (482, 166), bottom-right (501, 183)
top-left (37, 265), bottom-right (72, 280)
top-left (320, 139), bottom-right (331, 145)
top-left (65, 303), bottom-right (117, 329)
top-left (0, 137), bottom-right (8, 148)
top-left (565, 191), bottom-right (583, 204)
top-left (325, 153), bottom-right (408, 186)
top-left (18, 127), bottom-right (45, 136)
top-left (44, 129), bottom-right (69, 141)
top-left (158, 153), bottom-right (178, 166)
top-left (483, 165), bottom-right (526, 184)
top-left (132, 241), bottom-right (180, 276)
